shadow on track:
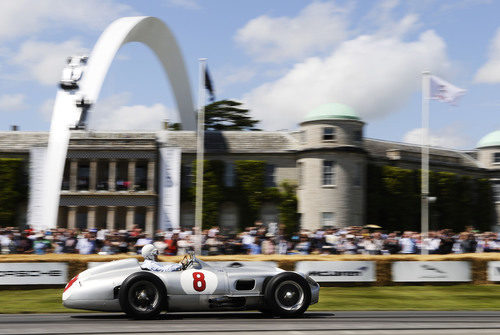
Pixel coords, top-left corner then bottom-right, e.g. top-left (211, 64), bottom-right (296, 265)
top-left (71, 311), bottom-right (335, 320)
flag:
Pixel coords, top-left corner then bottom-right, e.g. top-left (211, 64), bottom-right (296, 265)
top-left (430, 75), bottom-right (466, 105)
top-left (204, 66), bottom-right (215, 102)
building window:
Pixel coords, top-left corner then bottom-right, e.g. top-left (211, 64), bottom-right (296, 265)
top-left (265, 164), bottom-right (276, 187)
top-left (77, 161), bottom-right (89, 191)
top-left (322, 160), bottom-right (335, 186)
top-left (96, 161), bottom-right (109, 190)
top-left (181, 164), bottom-right (192, 188)
top-left (353, 163), bottom-right (362, 187)
top-left (115, 160), bottom-right (129, 191)
top-left (76, 207), bottom-right (87, 229)
top-left (354, 130), bottom-right (362, 142)
top-left (298, 162), bottom-right (303, 187)
top-left (323, 127), bottom-right (335, 141)
top-left (322, 212), bottom-right (335, 227)
top-left (494, 152), bottom-right (500, 164)
top-left (61, 160), bottom-right (70, 190)
top-left (224, 162), bottom-right (234, 187)
top-left (135, 160), bottom-right (147, 191)
top-left (134, 207), bottom-right (146, 230)
top-left (494, 180), bottom-right (500, 202)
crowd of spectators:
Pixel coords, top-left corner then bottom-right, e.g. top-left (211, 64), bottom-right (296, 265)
top-left (1, 223), bottom-right (499, 256)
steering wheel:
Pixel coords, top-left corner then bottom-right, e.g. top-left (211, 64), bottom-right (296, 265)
top-left (180, 253), bottom-right (194, 270)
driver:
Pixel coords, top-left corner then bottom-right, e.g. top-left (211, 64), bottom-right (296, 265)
top-left (141, 244), bottom-right (183, 272)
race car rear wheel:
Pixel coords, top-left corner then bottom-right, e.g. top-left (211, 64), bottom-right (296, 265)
top-left (264, 272), bottom-right (311, 317)
top-left (119, 272), bottom-right (166, 319)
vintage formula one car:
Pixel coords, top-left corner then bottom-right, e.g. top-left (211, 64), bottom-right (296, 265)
top-left (63, 254), bottom-right (320, 319)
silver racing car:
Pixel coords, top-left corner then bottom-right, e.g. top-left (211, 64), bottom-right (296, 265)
top-left (63, 254), bottom-right (320, 319)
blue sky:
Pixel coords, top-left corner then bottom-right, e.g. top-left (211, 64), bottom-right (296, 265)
top-left (0, 0), bottom-right (499, 149)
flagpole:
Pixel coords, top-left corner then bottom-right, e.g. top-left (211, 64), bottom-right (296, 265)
top-left (194, 58), bottom-right (207, 255)
top-left (421, 71), bottom-right (430, 255)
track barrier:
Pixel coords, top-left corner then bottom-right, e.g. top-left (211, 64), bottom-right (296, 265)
top-left (1, 254), bottom-right (500, 286)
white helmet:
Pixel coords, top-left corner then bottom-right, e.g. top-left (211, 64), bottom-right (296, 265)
top-left (141, 244), bottom-right (158, 260)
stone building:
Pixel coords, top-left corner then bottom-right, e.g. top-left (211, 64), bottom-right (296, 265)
top-left (0, 103), bottom-right (499, 233)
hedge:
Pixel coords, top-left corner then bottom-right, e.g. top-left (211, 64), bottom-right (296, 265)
top-left (0, 158), bottom-right (27, 226)
top-left (366, 164), bottom-right (496, 232)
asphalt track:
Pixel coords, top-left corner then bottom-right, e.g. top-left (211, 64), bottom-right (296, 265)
top-left (1, 311), bottom-right (500, 335)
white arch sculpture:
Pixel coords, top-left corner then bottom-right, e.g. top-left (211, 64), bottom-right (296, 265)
top-left (38, 17), bottom-right (196, 230)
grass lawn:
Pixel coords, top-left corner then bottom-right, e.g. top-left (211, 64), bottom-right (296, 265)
top-left (1, 285), bottom-right (500, 313)
top-left (310, 285), bottom-right (500, 311)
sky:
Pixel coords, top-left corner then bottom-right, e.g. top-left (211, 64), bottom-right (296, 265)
top-left (0, 0), bottom-right (499, 150)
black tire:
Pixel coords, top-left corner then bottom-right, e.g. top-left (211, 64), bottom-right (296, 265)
top-left (119, 272), bottom-right (167, 319)
top-left (264, 272), bottom-right (311, 317)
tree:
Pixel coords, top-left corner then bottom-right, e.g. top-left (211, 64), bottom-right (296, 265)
top-left (0, 158), bottom-right (27, 226)
top-left (166, 122), bottom-right (182, 131)
top-left (234, 160), bottom-right (266, 228)
top-left (189, 160), bottom-right (224, 229)
top-left (278, 181), bottom-right (300, 235)
top-left (204, 100), bottom-right (261, 131)
top-left (366, 163), bottom-right (496, 232)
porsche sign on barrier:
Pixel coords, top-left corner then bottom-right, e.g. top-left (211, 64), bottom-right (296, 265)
top-left (295, 261), bottom-right (376, 282)
top-left (392, 261), bottom-right (471, 282)
top-left (0, 263), bottom-right (68, 285)
top-left (487, 261), bottom-right (500, 281)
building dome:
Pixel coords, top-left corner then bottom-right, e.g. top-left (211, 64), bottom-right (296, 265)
top-left (477, 130), bottom-right (500, 148)
top-left (303, 103), bottom-right (360, 122)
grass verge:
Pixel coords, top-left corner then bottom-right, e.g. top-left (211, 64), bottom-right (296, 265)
top-left (1, 285), bottom-right (500, 313)
top-left (310, 285), bottom-right (500, 311)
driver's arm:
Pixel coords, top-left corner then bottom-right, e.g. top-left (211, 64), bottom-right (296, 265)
top-left (144, 260), bottom-right (181, 272)
top-left (164, 263), bottom-right (182, 272)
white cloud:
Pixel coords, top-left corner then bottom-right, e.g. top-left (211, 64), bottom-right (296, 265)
top-left (0, 94), bottom-right (26, 111)
top-left (0, 0), bottom-right (134, 41)
top-left (88, 93), bottom-right (171, 131)
top-left (361, 0), bottom-right (420, 38)
top-left (474, 28), bottom-right (500, 83)
top-left (11, 39), bottom-right (88, 86)
top-left (243, 30), bottom-right (451, 130)
top-left (403, 126), bottom-right (469, 149)
top-left (165, 0), bottom-right (201, 10)
top-left (217, 67), bottom-right (257, 92)
top-left (235, 2), bottom-right (349, 63)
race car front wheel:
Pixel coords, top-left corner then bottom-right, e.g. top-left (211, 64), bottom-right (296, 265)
top-left (119, 272), bottom-right (166, 319)
top-left (264, 272), bottom-right (311, 317)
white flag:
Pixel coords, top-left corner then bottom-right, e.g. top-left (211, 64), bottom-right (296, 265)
top-left (430, 75), bottom-right (466, 105)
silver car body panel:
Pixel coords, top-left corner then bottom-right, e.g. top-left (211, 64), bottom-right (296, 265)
top-left (62, 258), bottom-right (320, 312)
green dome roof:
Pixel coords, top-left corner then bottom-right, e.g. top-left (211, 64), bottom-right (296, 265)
top-left (477, 130), bottom-right (500, 148)
top-left (304, 103), bottom-right (360, 122)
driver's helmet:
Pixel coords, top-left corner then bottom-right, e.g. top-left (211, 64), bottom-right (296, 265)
top-left (141, 244), bottom-right (158, 260)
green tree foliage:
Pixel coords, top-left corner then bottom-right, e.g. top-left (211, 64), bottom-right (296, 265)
top-left (189, 160), bottom-right (224, 229)
top-left (474, 178), bottom-right (496, 231)
top-left (204, 100), bottom-right (261, 131)
top-left (0, 158), bottom-right (26, 226)
top-left (278, 181), bottom-right (300, 235)
top-left (166, 122), bottom-right (182, 131)
top-left (379, 165), bottom-right (419, 232)
top-left (234, 160), bottom-right (266, 227)
top-left (366, 163), bottom-right (496, 232)
top-left (181, 160), bottom-right (298, 232)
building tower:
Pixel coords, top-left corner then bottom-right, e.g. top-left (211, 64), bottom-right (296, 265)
top-left (297, 103), bottom-right (366, 230)
top-left (477, 130), bottom-right (500, 230)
